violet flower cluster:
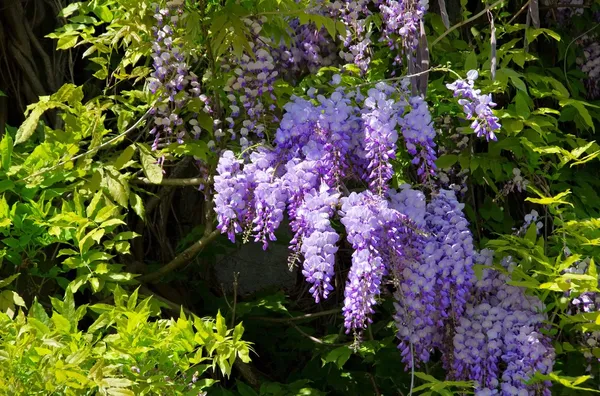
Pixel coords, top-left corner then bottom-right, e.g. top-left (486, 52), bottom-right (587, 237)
top-left (446, 70), bottom-right (501, 142)
top-left (278, 18), bottom-right (340, 76)
top-left (330, 0), bottom-right (373, 72)
top-left (379, 0), bottom-right (428, 64)
top-left (223, 18), bottom-right (278, 148)
top-left (390, 188), bottom-right (475, 366)
top-left (400, 95), bottom-right (438, 180)
top-left (452, 250), bottom-right (554, 395)
top-left (147, 1), bottom-right (208, 151)
top-left (213, 82), bottom-right (436, 327)
top-left (563, 258), bottom-right (600, 372)
top-left (578, 38), bottom-right (600, 100)
top-left (212, 79), bottom-right (551, 390)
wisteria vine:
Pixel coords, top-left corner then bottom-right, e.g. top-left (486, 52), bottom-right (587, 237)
top-left (144, 0), bottom-right (555, 393)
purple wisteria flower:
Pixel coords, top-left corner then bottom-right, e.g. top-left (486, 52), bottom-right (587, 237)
top-left (297, 185), bottom-right (341, 302)
top-left (451, 250), bottom-right (554, 395)
top-left (446, 70), bottom-right (501, 141)
top-left (148, 2), bottom-right (208, 150)
top-left (362, 83), bottom-right (403, 193)
top-left (400, 95), bottom-right (437, 180)
top-left (391, 188), bottom-right (475, 366)
top-left (213, 151), bottom-right (253, 243)
top-left (380, 0), bottom-right (428, 64)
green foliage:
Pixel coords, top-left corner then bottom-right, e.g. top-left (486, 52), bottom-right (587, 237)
top-left (3, 0), bottom-right (600, 394)
top-left (0, 285), bottom-right (251, 395)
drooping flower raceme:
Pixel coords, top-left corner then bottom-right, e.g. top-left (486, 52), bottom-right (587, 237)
top-left (213, 84), bottom-right (433, 333)
top-left (362, 84), bottom-right (404, 193)
top-left (212, 78), bottom-right (553, 391)
top-left (391, 188), bottom-right (475, 366)
top-left (213, 151), bottom-right (253, 243)
top-left (380, 0), bottom-right (428, 64)
top-left (446, 70), bottom-right (501, 141)
top-left (400, 95), bottom-right (438, 180)
top-left (451, 250), bottom-right (554, 395)
top-left (148, 2), bottom-right (208, 150)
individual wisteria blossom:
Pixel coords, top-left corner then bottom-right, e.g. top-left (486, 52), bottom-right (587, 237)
top-left (446, 70), bottom-right (501, 141)
top-left (452, 250), bottom-right (554, 395)
top-left (147, 1), bottom-right (209, 150)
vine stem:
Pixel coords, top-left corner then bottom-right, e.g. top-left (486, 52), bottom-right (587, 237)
top-left (139, 228), bottom-right (220, 283)
top-left (353, 66), bottom-right (462, 89)
top-left (431, 0), bottom-right (506, 47)
top-left (409, 340), bottom-right (415, 396)
top-left (563, 22), bottom-right (600, 95)
top-left (132, 177), bottom-right (206, 186)
top-left (248, 308), bottom-right (339, 323)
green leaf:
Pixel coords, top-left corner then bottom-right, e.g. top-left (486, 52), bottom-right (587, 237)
top-left (435, 154), bottom-right (458, 169)
top-left (15, 106), bottom-right (45, 145)
top-left (323, 346), bottom-right (352, 369)
top-left (57, 34), bottom-right (79, 50)
top-left (104, 170), bottom-right (129, 207)
top-left (237, 382), bottom-right (259, 396)
top-left (216, 310), bottom-right (227, 337)
top-left (94, 6), bottom-right (114, 23)
top-left (562, 99), bottom-right (595, 131)
top-left (138, 143), bottom-right (163, 184)
top-left (0, 273), bottom-right (19, 288)
top-left (526, 189), bottom-right (573, 207)
top-left (0, 134), bottom-right (13, 170)
top-left (464, 52), bottom-right (478, 72)
top-left (515, 92), bottom-right (530, 119)
top-left (129, 193), bottom-right (145, 220)
top-left (114, 145), bottom-right (136, 170)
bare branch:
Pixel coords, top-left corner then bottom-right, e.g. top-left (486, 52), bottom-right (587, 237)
top-left (139, 228), bottom-right (221, 283)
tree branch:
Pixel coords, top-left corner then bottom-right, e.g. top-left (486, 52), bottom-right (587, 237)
top-left (431, 0), bottom-right (506, 47)
top-left (139, 228), bottom-right (221, 283)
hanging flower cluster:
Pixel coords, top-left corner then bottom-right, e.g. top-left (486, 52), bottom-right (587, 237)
top-left (452, 250), bottom-right (554, 395)
top-left (147, 1), bottom-right (209, 151)
top-left (563, 258), bottom-right (600, 372)
top-left (380, 0), bottom-right (429, 64)
top-left (446, 70), bottom-right (501, 141)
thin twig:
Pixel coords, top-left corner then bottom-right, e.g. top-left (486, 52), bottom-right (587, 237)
top-left (290, 322), bottom-right (347, 346)
top-left (507, 0), bottom-right (531, 26)
top-left (431, 0), bottom-right (506, 47)
top-left (368, 373), bottom-right (382, 396)
top-left (563, 23), bottom-right (600, 95)
top-left (409, 340), bottom-right (415, 396)
top-left (231, 272), bottom-right (239, 328)
top-left (248, 308), bottom-right (339, 323)
top-left (132, 177), bottom-right (207, 186)
top-left (139, 228), bottom-right (220, 283)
